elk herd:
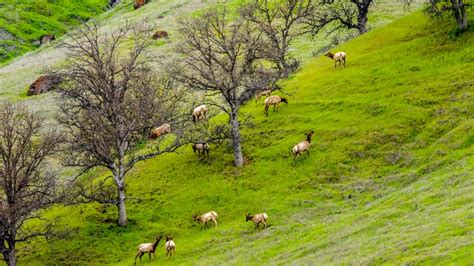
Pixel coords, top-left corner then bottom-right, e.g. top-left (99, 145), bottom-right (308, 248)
top-left (134, 211), bottom-right (268, 263)
top-left (134, 52), bottom-right (346, 262)
top-left (147, 51), bottom-right (346, 165)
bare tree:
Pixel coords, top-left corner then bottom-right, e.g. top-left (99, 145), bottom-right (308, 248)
top-left (240, 0), bottom-right (315, 77)
top-left (173, 8), bottom-right (274, 167)
top-left (57, 22), bottom-right (189, 226)
top-left (306, 0), bottom-right (375, 35)
top-left (0, 102), bottom-right (64, 266)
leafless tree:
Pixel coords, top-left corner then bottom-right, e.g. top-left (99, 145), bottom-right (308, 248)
top-left (0, 102), bottom-right (64, 266)
top-left (240, 0), bottom-right (315, 77)
top-left (306, 0), bottom-right (375, 35)
top-left (173, 8), bottom-right (275, 167)
top-left (57, 21), bottom-right (189, 226)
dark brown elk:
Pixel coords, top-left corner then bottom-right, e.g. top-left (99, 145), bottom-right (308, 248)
top-left (133, 0), bottom-right (146, 9)
top-left (153, 31), bottom-right (169, 39)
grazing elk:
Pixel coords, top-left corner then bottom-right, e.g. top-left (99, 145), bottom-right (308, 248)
top-left (193, 211), bottom-right (218, 229)
top-left (325, 51), bottom-right (346, 68)
top-left (246, 213), bottom-right (268, 229)
top-left (264, 95), bottom-right (288, 116)
top-left (192, 105), bottom-right (208, 123)
top-left (149, 123), bottom-right (171, 139)
top-left (192, 142), bottom-right (210, 161)
top-left (153, 31), bottom-right (169, 39)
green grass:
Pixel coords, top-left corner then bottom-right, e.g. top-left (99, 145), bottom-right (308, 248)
top-left (9, 10), bottom-right (473, 265)
top-left (0, 0), bottom-right (109, 64)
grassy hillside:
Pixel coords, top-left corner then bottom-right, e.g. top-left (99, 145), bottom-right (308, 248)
top-left (13, 10), bottom-right (474, 265)
top-left (0, 0), bottom-right (109, 64)
top-left (0, 0), bottom-right (418, 107)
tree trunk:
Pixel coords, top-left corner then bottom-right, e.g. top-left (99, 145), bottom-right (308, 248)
top-left (357, 20), bottom-right (367, 34)
top-left (452, 0), bottom-right (468, 31)
top-left (116, 179), bottom-right (128, 226)
top-left (229, 111), bottom-right (244, 167)
top-left (2, 241), bottom-right (16, 266)
top-left (356, 0), bottom-right (370, 34)
top-left (357, 11), bottom-right (368, 34)
top-left (6, 249), bottom-right (15, 266)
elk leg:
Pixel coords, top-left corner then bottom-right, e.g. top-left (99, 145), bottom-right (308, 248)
top-left (214, 219), bottom-right (218, 228)
top-left (134, 252), bottom-right (141, 264)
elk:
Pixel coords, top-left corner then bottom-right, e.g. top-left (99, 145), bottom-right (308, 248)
top-left (149, 123), bottom-right (171, 138)
top-left (192, 142), bottom-right (210, 161)
top-left (292, 130), bottom-right (315, 163)
top-left (325, 51), bottom-right (346, 68)
top-left (264, 95), bottom-right (288, 116)
top-left (134, 235), bottom-right (162, 264)
top-left (192, 105), bottom-right (208, 122)
top-left (193, 211), bottom-right (218, 229)
top-left (165, 235), bottom-right (176, 257)
top-left (246, 213), bottom-right (268, 229)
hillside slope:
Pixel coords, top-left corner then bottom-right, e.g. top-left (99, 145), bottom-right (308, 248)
top-left (0, 0), bottom-right (418, 116)
top-left (0, 0), bottom-right (109, 64)
top-left (14, 10), bottom-right (474, 265)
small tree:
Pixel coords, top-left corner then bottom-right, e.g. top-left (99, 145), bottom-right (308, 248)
top-left (240, 0), bottom-right (315, 77)
top-left (58, 22), bottom-right (188, 226)
top-left (425, 0), bottom-right (470, 31)
top-left (174, 8), bottom-right (273, 167)
top-left (0, 102), bottom-right (64, 266)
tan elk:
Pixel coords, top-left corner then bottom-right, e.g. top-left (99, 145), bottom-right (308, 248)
top-left (246, 213), bottom-right (268, 229)
top-left (134, 235), bottom-right (162, 264)
top-left (264, 95), bottom-right (288, 116)
top-left (193, 211), bottom-right (218, 229)
top-left (292, 130), bottom-right (315, 164)
top-left (325, 51), bottom-right (347, 68)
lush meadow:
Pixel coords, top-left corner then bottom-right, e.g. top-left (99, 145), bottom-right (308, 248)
top-left (12, 9), bottom-right (474, 265)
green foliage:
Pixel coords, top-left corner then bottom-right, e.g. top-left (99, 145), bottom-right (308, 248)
top-left (9, 10), bottom-right (473, 265)
top-left (0, 0), bottom-right (108, 64)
